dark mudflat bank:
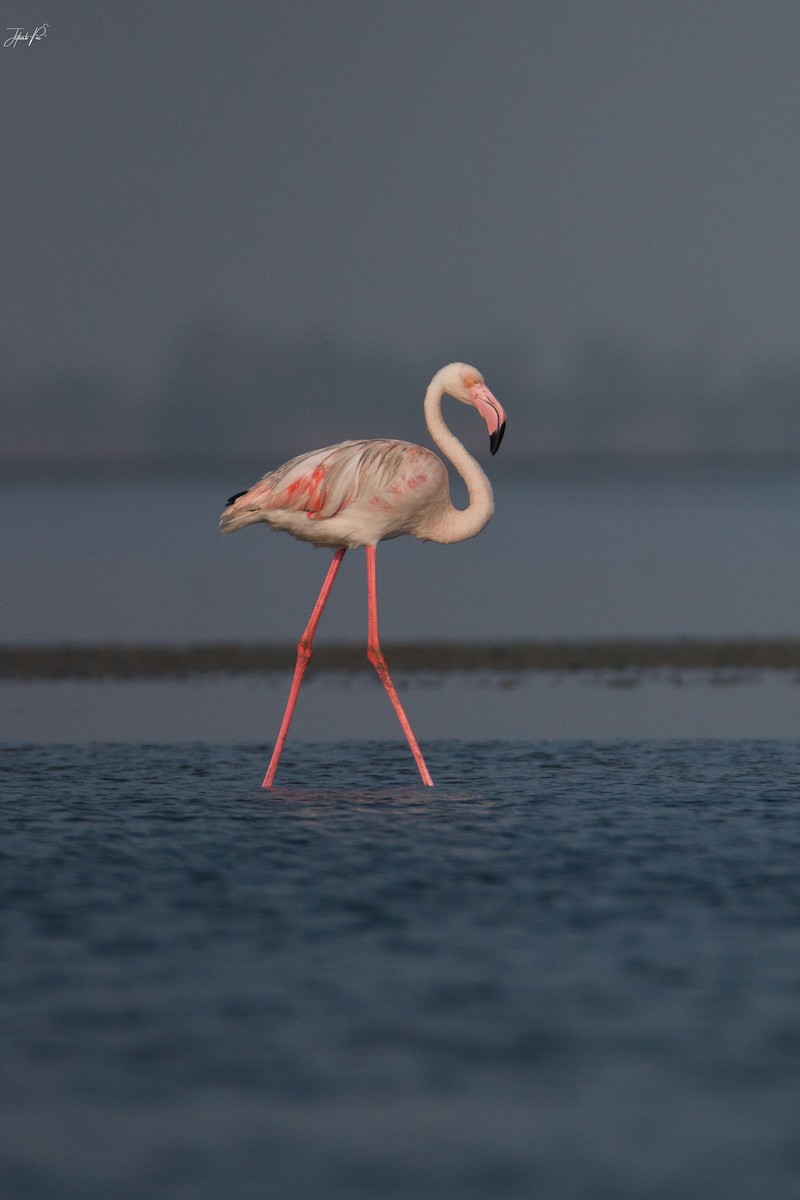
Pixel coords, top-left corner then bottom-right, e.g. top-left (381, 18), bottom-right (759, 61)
top-left (4, 639), bottom-right (800, 680)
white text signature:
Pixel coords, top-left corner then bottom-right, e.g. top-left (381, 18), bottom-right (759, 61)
top-left (4, 24), bottom-right (49, 48)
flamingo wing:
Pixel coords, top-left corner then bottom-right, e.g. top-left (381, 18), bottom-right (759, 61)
top-left (221, 439), bottom-right (420, 524)
top-left (220, 438), bottom-right (447, 544)
top-left (220, 443), bottom-right (358, 528)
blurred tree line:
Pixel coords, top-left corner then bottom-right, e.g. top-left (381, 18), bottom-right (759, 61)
top-left (3, 315), bottom-right (800, 463)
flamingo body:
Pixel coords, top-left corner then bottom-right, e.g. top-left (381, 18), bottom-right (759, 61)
top-left (220, 362), bottom-right (507, 787)
top-left (219, 438), bottom-right (450, 548)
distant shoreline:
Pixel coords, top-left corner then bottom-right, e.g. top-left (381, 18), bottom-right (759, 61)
top-left (4, 640), bottom-right (800, 680)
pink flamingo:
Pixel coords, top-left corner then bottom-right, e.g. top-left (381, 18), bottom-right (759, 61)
top-left (220, 361), bottom-right (507, 787)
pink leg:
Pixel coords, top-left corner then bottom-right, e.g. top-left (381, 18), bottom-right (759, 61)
top-left (262, 547), bottom-right (346, 788)
top-left (365, 545), bottom-right (434, 786)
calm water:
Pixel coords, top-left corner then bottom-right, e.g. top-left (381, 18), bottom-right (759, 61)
top-left (4, 671), bottom-right (800, 743)
top-left (2, 740), bottom-right (800, 1199)
top-left (5, 459), bottom-right (800, 644)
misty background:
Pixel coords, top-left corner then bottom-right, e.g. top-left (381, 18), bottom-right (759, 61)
top-left (4, 2), bottom-right (800, 466)
top-left (7, 0), bottom-right (800, 679)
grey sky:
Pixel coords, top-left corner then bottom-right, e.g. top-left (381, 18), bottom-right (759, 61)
top-left (3, 1), bottom-right (800, 396)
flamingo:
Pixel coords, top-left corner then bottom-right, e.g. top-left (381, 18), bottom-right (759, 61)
top-left (220, 361), bottom-right (507, 787)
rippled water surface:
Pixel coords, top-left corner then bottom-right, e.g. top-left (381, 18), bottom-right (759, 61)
top-left (2, 740), bottom-right (800, 1199)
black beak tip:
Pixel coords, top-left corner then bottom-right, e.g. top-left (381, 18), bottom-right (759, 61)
top-left (490, 421), bottom-right (506, 455)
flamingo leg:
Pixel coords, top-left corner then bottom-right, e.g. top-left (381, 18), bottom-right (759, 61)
top-left (262, 547), bottom-right (346, 788)
top-left (365, 545), bottom-right (434, 786)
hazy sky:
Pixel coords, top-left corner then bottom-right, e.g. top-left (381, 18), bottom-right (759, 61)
top-left (3, 1), bottom-right (800, 395)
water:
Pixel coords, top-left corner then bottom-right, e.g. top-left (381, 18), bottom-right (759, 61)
top-left (5, 458), bottom-right (800, 644)
top-left (4, 461), bottom-right (800, 1194)
top-left (4, 670), bottom-right (800, 743)
top-left (3, 740), bottom-right (800, 1199)
top-left (5, 459), bottom-right (800, 745)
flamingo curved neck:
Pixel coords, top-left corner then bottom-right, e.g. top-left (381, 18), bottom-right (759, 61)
top-left (421, 375), bottom-right (495, 544)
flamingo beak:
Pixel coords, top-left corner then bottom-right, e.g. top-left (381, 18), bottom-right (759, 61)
top-left (489, 420), bottom-right (506, 455)
top-left (469, 383), bottom-right (507, 455)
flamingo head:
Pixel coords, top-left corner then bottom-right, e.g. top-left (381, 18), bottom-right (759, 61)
top-left (438, 362), bottom-right (507, 455)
